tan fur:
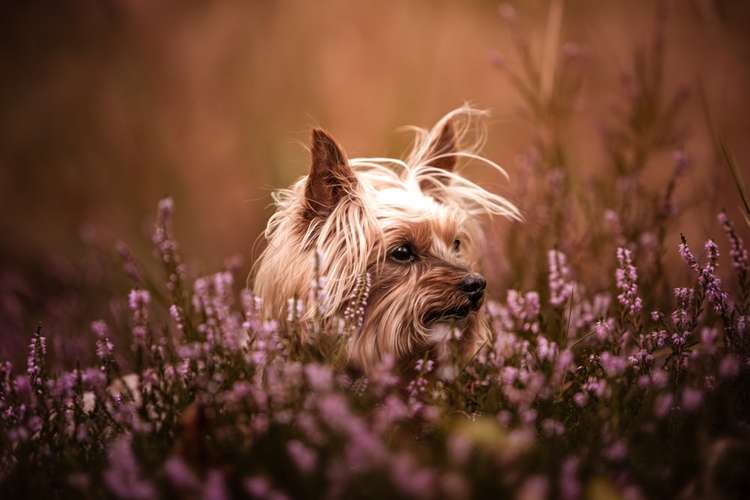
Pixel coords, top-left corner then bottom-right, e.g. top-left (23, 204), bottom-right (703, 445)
top-left (253, 105), bottom-right (520, 371)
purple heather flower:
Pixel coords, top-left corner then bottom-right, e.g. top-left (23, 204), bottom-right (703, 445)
top-left (507, 290), bottom-right (541, 332)
top-left (673, 150), bottom-right (689, 173)
top-left (650, 369), bottom-right (668, 388)
top-left (521, 408), bottom-right (537, 425)
top-left (390, 452), bottom-right (436, 499)
top-left (600, 352), bottom-right (627, 377)
top-left (593, 319), bottom-right (615, 342)
top-left (705, 239), bottom-right (720, 267)
top-left (700, 327), bottom-right (718, 354)
top-left (128, 289), bottom-right (151, 323)
top-left (82, 367), bottom-right (106, 389)
top-left (128, 291), bottom-right (151, 350)
top-left (152, 198), bottom-right (185, 288)
top-left (536, 336), bottom-right (558, 362)
top-left (343, 272), bottom-right (371, 334)
top-left (604, 440), bottom-right (628, 461)
top-left (615, 247), bottom-right (642, 317)
top-left (604, 210), bottom-right (619, 225)
top-left (497, 3), bottom-right (517, 22)
top-left (639, 231), bottom-right (657, 250)
top-left (305, 363), bottom-right (333, 392)
top-left (27, 415), bottom-right (43, 435)
top-left (548, 250), bottom-right (575, 307)
top-left (92, 320), bottom-right (116, 370)
top-left (27, 329), bottom-right (46, 391)
top-left (169, 305), bottom-right (185, 337)
top-left (91, 320), bottom-right (108, 338)
top-left (556, 349), bottom-right (574, 372)
top-left (699, 240), bottom-right (730, 315)
top-left (681, 387), bottom-right (703, 412)
top-left (573, 392), bottom-right (588, 407)
top-left (158, 197), bottom-right (174, 219)
top-left (441, 472), bottom-right (469, 500)
top-left (104, 435), bottom-right (156, 500)
top-left (374, 395), bottom-right (409, 434)
top-left (737, 315), bottom-right (748, 336)
top-left (517, 476), bottom-right (548, 500)
top-left (287, 440), bottom-right (318, 475)
top-left (678, 236), bottom-right (700, 272)
top-left (202, 470), bottom-right (229, 500)
top-left (654, 393), bottom-right (673, 418)
top-left (502, 366), bottom-right (518, 385)
top-left (560, 456), bottom-right (581, 500)
top-left (542, 418), bottom-right (565, 436)
top-left (671, 288), bottom-right (694, 331)
top-left (132, 326), bottom-right (147, 347)
top-left (719, 211), bottom-right (749, 273)
top-left (447, 434), bottom-right (471, 465)
top-left (719, 355), bottom-right (740, 378)
top-left (164, 455), bottom-right (200, 491)
top-left (244, 476), bottom-right (271, 497)
top-left (583, 377), bottom-right (607, 398)
top-left (14, 374), bottom-right (31, 396)
top-left (116, 241), bottom-right (144, 284)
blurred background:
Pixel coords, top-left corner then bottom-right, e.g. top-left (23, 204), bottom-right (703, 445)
top-left (1, 0), bottom-right (749, 366)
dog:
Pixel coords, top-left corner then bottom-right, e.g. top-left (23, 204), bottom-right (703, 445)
top-left (254, 106), bottom-right (520, 371)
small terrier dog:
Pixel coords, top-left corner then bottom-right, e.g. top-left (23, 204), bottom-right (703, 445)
top-left (254, 106), bottom-right (520, 371)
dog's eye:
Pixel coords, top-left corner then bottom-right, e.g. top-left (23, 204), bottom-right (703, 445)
top-left (390, 244), bottom-right (416, 263)
top-left (453, 239), bottom-right (461, 252)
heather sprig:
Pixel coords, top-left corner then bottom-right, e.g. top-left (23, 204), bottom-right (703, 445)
top-left (719, 210), bottom-right (750, 313)
top-left (615, 247), bottom-right (642, 324)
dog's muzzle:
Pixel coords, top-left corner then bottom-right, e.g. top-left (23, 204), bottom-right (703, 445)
top-left (423, 272), bottom-right (487, 325)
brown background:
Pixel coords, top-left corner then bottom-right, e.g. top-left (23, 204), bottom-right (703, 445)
top-left (1, 0), bottom-right (749, 365)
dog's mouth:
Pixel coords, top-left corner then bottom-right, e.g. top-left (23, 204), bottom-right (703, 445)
top-left (423, 299), bottom-right (482, 325)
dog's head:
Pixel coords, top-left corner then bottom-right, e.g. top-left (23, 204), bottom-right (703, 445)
top-left (255, 106), bottom-right (520, 370)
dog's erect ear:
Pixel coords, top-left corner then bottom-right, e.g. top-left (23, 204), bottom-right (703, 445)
top-left (303, 129), bottom-right (357, 220)
top-left (420, 121), bottom-right (457, 194)
top-left (427, 121), bottom-right (457, 172)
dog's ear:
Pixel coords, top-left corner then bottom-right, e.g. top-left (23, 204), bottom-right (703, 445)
top-left (427, 120), bottom-right (457, 172)
top-left (421, 120), bottom-right (457, 193)
top-left (303, 128), bottom-right (358, 220)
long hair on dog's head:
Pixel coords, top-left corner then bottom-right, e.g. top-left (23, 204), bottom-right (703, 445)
top-left (254, 105), bottom-right (520, 371)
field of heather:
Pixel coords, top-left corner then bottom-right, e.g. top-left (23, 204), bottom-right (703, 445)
top-left (2, 2), bottom-right (750, 499)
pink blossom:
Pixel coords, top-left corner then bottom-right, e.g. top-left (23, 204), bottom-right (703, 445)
top-left (600, 352), bottom-right (627, 377)
top-left (719, 355), bottom-right (740, 378)
top-left (678, 236), bottom-right (699, 272)
top-left (517, 476), bottom-right (548, 500)
top-left (615, 247), bottom-right (642, 317)
top-left (164, 455), bottom-right (200, 491)
top-left (574, 392), bottom-right (588, 407)
top-left (548, 250), bottom-right (576, 307)
top-left (719, 211), bottom-right (749, 273)
top-left (560, 456), bottom-right (581, 500)
top-left (604, 440), bottom-right (628, 461)
top-left (654, 393), bottom-right (673, 418)
top-left (104, 436), bottom-right (156, 500)
top-left (287, 440), bottom-right (318, 474)
top-left (681, 388), bottom-right (703, 411)
top-left (305, 363), bottom-right (333, 392)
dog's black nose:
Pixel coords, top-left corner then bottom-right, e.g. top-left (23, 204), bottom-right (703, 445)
top-left (459, 273), bottom-right (486, 301)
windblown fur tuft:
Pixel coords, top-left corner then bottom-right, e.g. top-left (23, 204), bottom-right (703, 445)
top-left (254, 105), bottom-right (520, 371)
